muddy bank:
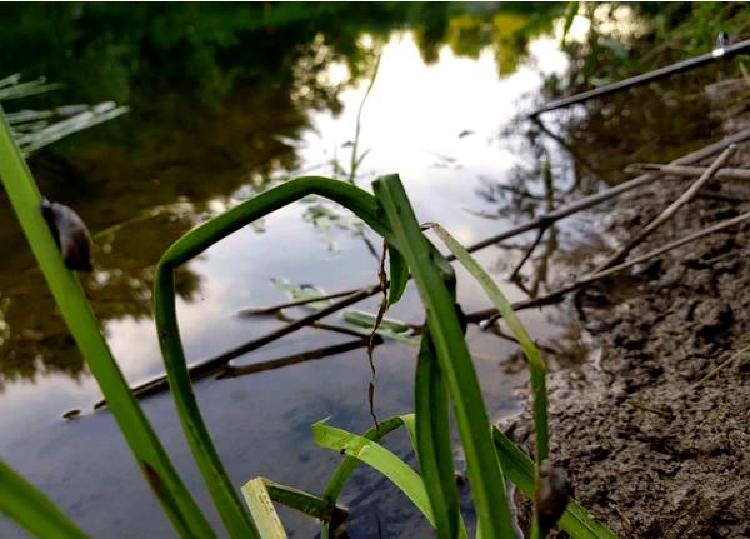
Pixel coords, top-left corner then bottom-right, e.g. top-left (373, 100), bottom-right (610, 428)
top-left (504, 79), bottom-right (750, 538)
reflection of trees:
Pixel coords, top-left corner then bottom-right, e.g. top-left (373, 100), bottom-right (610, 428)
top-left (0, 2), bottom-right (570, 384)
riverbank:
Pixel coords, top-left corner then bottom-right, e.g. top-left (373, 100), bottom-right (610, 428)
top-left (505, 77), bottom-right (750, 538)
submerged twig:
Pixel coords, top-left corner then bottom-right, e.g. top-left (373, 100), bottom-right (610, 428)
top-left (237, 287), bottom-right (361, 316)
top-left (217, 336), bottom-right (383, 379)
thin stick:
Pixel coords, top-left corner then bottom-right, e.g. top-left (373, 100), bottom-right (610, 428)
top-left (96, 283), bottom-right (384, 407)
top-left (471, 210), bottom-right (750, 324)
top-left (217, 336), bottom-right (382, 379)
top-left (508, 226), bottom-right (546, 280)
top-left (367, 240), bottom-right (389, 428)
top-left (529, 38), bottom-right (750, 117)
top-left (626, 163), bottom-right (750, 180)
top-left (461, 127), bottom-right (750, 255)
top-left (596, 145), bottom-right (735, 270)
top-left (237, 287), bottom-right (361, 316)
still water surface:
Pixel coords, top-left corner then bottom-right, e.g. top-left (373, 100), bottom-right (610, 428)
top-left (0, 5), bottom-right (721, 537)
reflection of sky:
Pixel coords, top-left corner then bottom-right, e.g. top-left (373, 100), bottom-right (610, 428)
top-left (1, 31), bottom-right (577, 538)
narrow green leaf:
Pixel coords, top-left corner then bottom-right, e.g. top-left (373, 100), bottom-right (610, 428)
top-left (428, 223), bottom-right (549, 465)
top-left (262, 479), bottom-right (347, 525)
top-left (313, 420), bottom-right (434, 526)
top-left (241, 479), bottom-right (287, 539)
top-left (373, 175), bottom-right (514, 539)
top-left (0, 107), bottom-right (216, 539)
top-left (0, 459), bottom-right (89, 539)
top-left (415, 329), bottom-right (463, 539)
top-left (387, 244), bottom-right (409, 306)
top-left (492, 428), bottom-right (618, 539)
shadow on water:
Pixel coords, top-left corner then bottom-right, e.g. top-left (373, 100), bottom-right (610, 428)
top-left (0, 2), bottom-right (733, 537)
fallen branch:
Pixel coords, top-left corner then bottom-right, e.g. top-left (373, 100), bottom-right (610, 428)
top-left (595, 145), bottom-right (735, 270)
top-left (460, 127), bottom-right (750, 255)
top-left (471, 209), bottom-right (750, 325)
top-left (529, 38), bottom-right (750, 117)
top-left (237, 287), bottom-right (361, 316)
top-left (626, 163), bottom-right (750, 180)
top-left (217, 336), bottom-right (382, 379)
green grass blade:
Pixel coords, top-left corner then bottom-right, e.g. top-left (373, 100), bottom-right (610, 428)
top-left (0, 108), bottom-right (216, 538)
top-left (155, 267), bottom-right (259, 539)
top-left (241, 479), bottom-right (287, 539)
top-left (312, 420), bottom-right (435, 526)
top-left (261, 479), bottom-right (348, 525)
top-left (154, 177), bottom-right (399, 537)
top-left (492, 429), bottom-right (618, 539)
top-left (0, 459), bottom-right (89, 539)
top-left (387, 244), bottom-right (409, 306)
top-left (320, 416), bottom-right (407, 503)
top-left (429, 223), bottom-right (549, 539)
top-left (415, 328), bottom-right (463, 539)
top-left (373, 175), bottom-right (514, 539)
top-left (429, 223), bottom-right (549, 465)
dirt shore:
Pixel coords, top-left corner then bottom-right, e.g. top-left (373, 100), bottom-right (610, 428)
top-left (503, 80), bottom-right (750, 538)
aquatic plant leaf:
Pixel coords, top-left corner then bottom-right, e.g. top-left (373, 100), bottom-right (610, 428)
top-left (312, 419), bottom-right (435, 526)
top-left (0, 458), bottom-right (89, 538)
top-left (373, 175), bottom-right (515, 539)
top-left (492, 428), bottom-right (618, 539)
top-left (0, 108), bottom-right (217, 538)
top-left (241, 479), bottom-right (287, 539)
top-left (271, 278), bottom-right (332, 310)
top-left (340, 308), bottom-right (419, 345)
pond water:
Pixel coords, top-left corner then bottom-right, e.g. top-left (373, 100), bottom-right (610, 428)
top-left (0, 4), bottom-right (723, 537)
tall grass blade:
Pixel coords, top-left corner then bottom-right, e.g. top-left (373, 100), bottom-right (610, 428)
top-left (373, 175), bottom-right (514, 539)
top-left (241, 479), bottom-right (287, 539)
top-left (415, 328), bottom-right (463, 539)
top-left (312, 420), bottom-right (435, 526)
top-left (492, 429), bottom-right (617, 539)
top-left (428, 223), bottom-right (549, 464)
top-left (0, 108), bottom-right (216, 538)
top-left (0, 459), bottom-right (89, 539)
top-left (428, 222), bottom-right (549, 538)
top-left (154, 177), bottom-right (398, 537)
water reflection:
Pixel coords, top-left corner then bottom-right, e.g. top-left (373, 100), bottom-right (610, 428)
top-left (0, 3), bottom-right (724, 537)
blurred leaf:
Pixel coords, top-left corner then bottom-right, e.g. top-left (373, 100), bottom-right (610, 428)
top-left (341, 308), bottom-right (419, 345)
top-left (241, 478), bottom-right (287, 539)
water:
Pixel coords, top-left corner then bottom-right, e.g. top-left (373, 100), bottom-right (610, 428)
top-left (0, 4), bottom-right (723, 537)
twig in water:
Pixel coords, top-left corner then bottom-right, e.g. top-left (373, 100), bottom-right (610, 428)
top-left (237, 287), bottom-right (362, 316)
top-left (508, 226), bottom-right (547, 281)
top-left (217, 336), bottom-right (383, 379)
